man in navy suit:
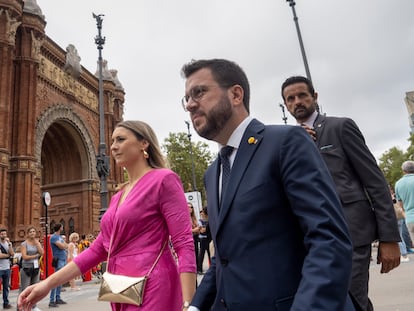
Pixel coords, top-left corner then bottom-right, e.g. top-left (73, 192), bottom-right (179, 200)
top-left (281, 75), bottom-right (400, 311)
top-left (181, 59), bottom-right (355, 311)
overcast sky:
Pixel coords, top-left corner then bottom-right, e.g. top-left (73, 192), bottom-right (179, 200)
top-left (35, 0), bottom-right (414, 160)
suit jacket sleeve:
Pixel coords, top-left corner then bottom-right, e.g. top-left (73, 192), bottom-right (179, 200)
top-left (280, 126), bottom-right (353, 310)
top-left (340, 118), bottom-right (399, 241)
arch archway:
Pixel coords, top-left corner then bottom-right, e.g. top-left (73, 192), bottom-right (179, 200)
top-left (35, 105), bottom-right (100, 236)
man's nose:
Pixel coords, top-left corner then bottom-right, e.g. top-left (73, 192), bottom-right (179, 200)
top-left (186, 99), bottom-right (198, 111)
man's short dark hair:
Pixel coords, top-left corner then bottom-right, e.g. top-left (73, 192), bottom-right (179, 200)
top-left (53, 223), bottom-right (62, 232)
top-left (181, 59), bottom-right (250, 113)
top-left (0, 229), bottom-right (6, 234)
top-left (281, 76), bottom-right (316, 101)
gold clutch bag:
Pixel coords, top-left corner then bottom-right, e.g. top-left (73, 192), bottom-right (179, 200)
top-left (98, 271), bottom-right (147, 306)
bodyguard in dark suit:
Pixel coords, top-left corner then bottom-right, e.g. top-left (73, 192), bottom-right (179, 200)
top-left (281, 76), bottom-right (401, 311)
top-left (181, 59), bottom-right (355, 311)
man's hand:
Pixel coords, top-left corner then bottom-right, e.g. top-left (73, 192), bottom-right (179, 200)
top-left (377, 241), bottom-right (400, 273)
top-left (300, 124), bottom-right (316, 141)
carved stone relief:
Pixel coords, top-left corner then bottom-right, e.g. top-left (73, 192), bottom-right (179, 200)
top-left (38, 56), bottom-right (98, 110)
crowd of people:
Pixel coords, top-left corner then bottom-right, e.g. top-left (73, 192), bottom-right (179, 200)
top-left (0, 58), bottom-right (405, 311)
top-left (188, 203), bottom-right (212, 275)
top-left (0, 227), bottom-right (100, 310)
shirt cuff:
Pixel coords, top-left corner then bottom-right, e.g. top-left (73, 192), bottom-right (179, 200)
top-left (188, 306), bottom-right (200, 311)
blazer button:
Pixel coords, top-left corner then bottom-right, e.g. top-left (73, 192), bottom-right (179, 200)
top-left (220, 258), bottom-right (229, 266)
top-left (220, 298), bottom-right (227, 307)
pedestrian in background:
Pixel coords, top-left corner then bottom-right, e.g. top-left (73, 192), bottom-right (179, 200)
top-left (197, 208), bottom-right (211, 274)
top-left (189, 202), bottom-right (200, 273)
top-left (395, 161), bottom-right (414, 244)
top-left (48, 223), bottom-right (68, 308)
top-left (0, 229), bottom-right (14, 309)
top-left (19, 226), bottom-right (43, 311)
top-left (67, 232), bottom-right (80, 290)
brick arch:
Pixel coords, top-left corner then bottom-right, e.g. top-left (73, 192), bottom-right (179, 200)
top-left (35, 104), bottom-right (97, 180)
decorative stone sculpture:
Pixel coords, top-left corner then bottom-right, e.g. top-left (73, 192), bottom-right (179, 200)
top-left (5, 10), bottom-right (21, 46)
top-left (64, 44), bottom-right (82, 78)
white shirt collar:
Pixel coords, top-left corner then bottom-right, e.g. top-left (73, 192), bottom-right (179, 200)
top-left (298, 111), bottom-right (318, 128)
top-left (219, 116), bottom-right (253, 150)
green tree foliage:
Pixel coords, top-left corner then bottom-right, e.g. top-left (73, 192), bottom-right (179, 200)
top-left (162, 132), bottom-right (215, 201)
top-left (404, 134), bottom-right (414, 160)
top-left (378, 134), bottom-right (414, 188)
top-left (378, 147), bottom-right (405, 188)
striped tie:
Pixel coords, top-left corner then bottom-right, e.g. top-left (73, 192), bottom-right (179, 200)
top-left (220, 146), bottom-right (234, 199)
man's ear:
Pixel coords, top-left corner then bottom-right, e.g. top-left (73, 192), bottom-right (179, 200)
top-left (229, 85), bottom-right (244, 106)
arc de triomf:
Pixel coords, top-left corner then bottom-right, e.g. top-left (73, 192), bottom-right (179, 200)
top-left (0, 0), bottom-right (125, 242)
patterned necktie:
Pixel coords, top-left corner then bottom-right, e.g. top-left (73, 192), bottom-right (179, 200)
top-left (220, 146), bottom-right (234, 199)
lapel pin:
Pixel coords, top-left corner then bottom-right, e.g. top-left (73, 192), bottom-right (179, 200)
top-left (248, 137), bottom-right (258, 144)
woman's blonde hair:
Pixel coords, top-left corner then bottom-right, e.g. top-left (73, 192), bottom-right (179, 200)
top-left (116, 120), bottom-right (166, 169)
top-left (69, 232), bottom-right (79, 242)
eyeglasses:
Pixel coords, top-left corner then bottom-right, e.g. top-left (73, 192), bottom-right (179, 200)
top-left (181, 84), bottom-right (229, 111)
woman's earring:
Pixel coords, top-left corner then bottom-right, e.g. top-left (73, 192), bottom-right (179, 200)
top-left (143, 149), bottom-right (149, 159)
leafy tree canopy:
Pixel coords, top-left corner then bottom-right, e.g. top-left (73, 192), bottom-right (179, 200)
top-left (162, 132), bottom-right (215, 203)
top-left (379, 134), bottom-right (414, 188)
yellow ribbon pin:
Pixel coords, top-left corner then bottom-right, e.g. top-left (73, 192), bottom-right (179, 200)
top-left (248, 137), bottom-right (257, 144)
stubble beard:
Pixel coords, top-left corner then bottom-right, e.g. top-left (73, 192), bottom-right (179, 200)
top-left (293, 105), bottom-right (315, 123)
top-left (194, 96), bottom-right (233, 141)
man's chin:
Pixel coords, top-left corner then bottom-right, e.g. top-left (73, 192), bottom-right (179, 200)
top-left (194, 126), bottom-right (214, 141)
top-left (294, 112), bottom-right (311, 121)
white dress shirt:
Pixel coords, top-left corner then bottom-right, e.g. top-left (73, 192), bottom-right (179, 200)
top-left (189, 116), bottom-right (253, 311)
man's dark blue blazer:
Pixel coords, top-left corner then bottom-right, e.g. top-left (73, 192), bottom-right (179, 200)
top-left (191, 119), bottom-right (355, 311)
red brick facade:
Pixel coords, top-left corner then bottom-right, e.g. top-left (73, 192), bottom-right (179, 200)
top-left (0, 0), bottom-right (125, 242)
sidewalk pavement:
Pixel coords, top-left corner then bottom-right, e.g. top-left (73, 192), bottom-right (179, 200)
top-left (369, 246), bottom-right (414, 311)
top-left (8, 250), bottom-right (414, 310)
top-left (9, 277), bottom-right (111, 311)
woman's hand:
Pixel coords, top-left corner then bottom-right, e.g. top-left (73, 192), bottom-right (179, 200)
top-left (18, 281), bottom-right (50, 311)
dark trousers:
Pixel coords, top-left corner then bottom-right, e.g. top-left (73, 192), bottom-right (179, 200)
top-left (193, 235), bottom-right (199, 271)
top-left (198, 237), bottom-right (211, 272)
top-left (0, 269), bottom-right (10, 306)
top-left (349, 244), bottom-right (373, 311)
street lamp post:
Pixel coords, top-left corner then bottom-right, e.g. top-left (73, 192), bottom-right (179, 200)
top-left (185, 121), bottom-right (197, 191)
top-left (93, 13), bottom-right (110, 220)
top-left (42, 192), bottom-right (51, 277)
top-left (279, 103), bottom-right (288, 125)
top-left (286, 0), bottom-right (312, 83)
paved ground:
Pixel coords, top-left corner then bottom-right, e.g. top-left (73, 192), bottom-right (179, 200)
top-left (369, 246), bottom-right (414, 311)
top-left (8, 249), bottom-right (414, 310)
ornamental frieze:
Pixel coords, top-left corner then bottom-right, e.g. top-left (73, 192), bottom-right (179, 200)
top-left (38, 56), bottom-right (98, 110)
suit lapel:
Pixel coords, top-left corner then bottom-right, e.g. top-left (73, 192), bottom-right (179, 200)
top-left (313, 113), bottom-right (326, 148)
top-left (217, 119), bottom-right (264, 229)
top-left (205, 157), bottom-right (221, 226)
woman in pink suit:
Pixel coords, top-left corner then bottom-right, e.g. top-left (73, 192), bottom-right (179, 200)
top-left (18, 120), bottom-right (197, 311)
